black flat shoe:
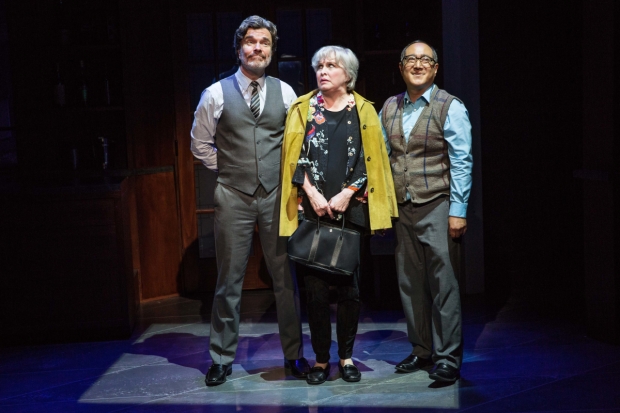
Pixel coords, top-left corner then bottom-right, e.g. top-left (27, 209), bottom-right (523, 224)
top-left (205, 364), bottom-right (232, 387)
top-left (395, 354), bottom-right (433, 373)
top-left (306, 363), bottom-right (330, 385)
top-left (285, 357), bottom-right (310, 379)
top-left (428, 363), bottom-right (460, 383)
top-left (338, 363), bottom-right (361, 382)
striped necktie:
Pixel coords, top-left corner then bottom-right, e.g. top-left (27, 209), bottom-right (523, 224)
top-left (250, 81), bottom-right (260, 119)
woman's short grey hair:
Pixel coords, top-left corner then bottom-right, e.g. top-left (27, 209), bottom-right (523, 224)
top-left (234, 15), bottom-right (278, 55)
top-left (311, 46), bottom-right (359, 92)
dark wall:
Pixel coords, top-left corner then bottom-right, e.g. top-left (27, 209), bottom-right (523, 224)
top-left (479, 1), bottom-right (584, 310)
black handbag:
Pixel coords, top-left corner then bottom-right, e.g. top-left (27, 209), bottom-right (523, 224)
top-left (287, 215), bottom-right (360, 275)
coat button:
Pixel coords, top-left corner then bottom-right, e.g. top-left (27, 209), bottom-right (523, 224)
top-left (404, 168), bottom-right (407, 172)
top-left (406, 183), bottom-right (409, 187)
top-left (370, 188), bottom-right (374, 193)
top-left (367, 156), bottom-right (371, 161)
top-left (347, 120), bottom-right (351, 124)
top-left (363, 125), bottom-right (367, 129)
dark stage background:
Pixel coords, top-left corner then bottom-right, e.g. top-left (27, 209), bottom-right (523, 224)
top-left (0, 0), bottom-right (616, 345)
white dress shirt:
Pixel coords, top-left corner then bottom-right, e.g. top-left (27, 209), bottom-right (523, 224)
top-left (190, 68), bottom-right (297, 171)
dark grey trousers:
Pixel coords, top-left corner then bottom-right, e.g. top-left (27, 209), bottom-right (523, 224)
top-left (394, 196), bottom-right (463, 369)
top-left (209, 183), bottom-right (303, 365)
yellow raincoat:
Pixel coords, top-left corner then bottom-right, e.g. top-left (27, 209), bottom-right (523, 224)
top-left (279, 90), bottom-right (398, 236)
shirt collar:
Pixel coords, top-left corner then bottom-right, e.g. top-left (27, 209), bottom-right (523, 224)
top-left (235, 68), bottom-right (266, 93)
top-left (404, 84), bottom-right (435, 105)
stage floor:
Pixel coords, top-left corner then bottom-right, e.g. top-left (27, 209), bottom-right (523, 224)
top-left (1, 289), bottom-right (619, 412)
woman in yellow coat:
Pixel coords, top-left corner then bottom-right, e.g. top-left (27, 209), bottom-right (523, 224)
top-left (279, 46), bottom-right (398, 385)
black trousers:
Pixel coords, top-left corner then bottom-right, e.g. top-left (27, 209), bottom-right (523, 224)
top-left (303, 264), bottom-right (361, 363)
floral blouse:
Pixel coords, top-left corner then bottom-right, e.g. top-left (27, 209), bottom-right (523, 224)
top-left (292, 91), bottom-right (367, 196)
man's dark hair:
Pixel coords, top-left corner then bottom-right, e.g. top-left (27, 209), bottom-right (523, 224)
top-left (233, 15), bottom-right (278, 56)
top-left (400, 40), bottom-right (439, 63)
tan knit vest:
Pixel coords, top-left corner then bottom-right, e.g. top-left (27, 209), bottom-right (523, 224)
top-left (381, 87), bottom-right (457, 203)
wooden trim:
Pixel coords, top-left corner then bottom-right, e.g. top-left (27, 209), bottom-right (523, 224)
top-left (140, 292), bottom-right (181, 303)
top-left (170, 2), bottom-right (201, 293)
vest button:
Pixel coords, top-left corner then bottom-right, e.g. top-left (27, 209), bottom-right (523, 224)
top-left (257, 141), bottom-right (261, 144)
top-left (259, 157), bottom-right (262, 161)
top-left (406, 183), bottom-right (409, 187)
top-left (405, 151), bottom-right (409, 154)
top-left (404, 168), bottom-right (407, 172)
top-left (347, 120), bottom-right (351, 124)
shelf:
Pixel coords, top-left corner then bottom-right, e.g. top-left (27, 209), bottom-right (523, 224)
top-left (71, 43), bottom-right (121, 51)
top-left (62, 105), bottom-right (124, 113)
top-left (364, 50), bottom-right (401, 56)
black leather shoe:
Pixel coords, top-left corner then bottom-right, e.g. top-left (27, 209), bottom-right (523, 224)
top-left (285, 357), bottom-right (310, 379)
top-left (338, 363), bottom-right (361, 382)
top-left (205, 364), bottom-right (232, 387)
top-left (306, 363), bottom-right (330, 385)
top-left (395, 354), bottom-right (433, 373)
top-left (428, 363), bottom-right (460, 382)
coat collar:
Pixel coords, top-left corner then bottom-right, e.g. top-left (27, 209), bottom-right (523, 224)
top-left (291, 89), bottom-right (374, 117)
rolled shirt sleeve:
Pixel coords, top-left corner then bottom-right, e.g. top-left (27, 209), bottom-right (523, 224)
top-left (444, 99), bottom-right (473, 218)
top-left (190, 86), bottom-right (222, 172)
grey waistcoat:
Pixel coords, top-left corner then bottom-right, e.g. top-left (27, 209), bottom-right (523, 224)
top-left (216, 76), bottom-right (285, 195)
top-left (381, 87), bottom-right (458, 204)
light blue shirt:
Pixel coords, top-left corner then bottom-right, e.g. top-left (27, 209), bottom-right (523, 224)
top-left (380, 85), bottom-right (473, 218)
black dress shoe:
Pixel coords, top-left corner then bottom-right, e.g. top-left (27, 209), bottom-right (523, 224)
top-left (395, 354), bottom-right (433, 373)
top-left (285, 357), bottom-right (310, 379)
top-left (338, 363), bottom-right (361, 382)
top-left (205, 364), bottom-right (232, 387)
top-left (428, 363), bottom-right (460, 383)
top-left (306, 363), bottom-right (330, 385)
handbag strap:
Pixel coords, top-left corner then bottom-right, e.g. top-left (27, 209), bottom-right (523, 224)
top-left (315, 213), bottom-right (347, 231)
top-left (314, 215), bottom-right (347, 270)
top-left (330, 232), bottom-right (345, 270)
top-left (308, 226), bottom-right (321, 264)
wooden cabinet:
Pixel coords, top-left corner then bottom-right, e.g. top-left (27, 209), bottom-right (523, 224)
top-left (0, 177), bottom-right (139, 345)
top-left (5, 0), bottom-right (183, 307)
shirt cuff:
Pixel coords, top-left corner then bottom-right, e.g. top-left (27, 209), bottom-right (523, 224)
top-left (449, 202), bottom-right (468, 218)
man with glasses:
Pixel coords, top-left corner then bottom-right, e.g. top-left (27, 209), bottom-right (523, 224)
top-left (380, 40), bottom-right (473, 383)
top-left (191, 15), bottom-right (308, 386)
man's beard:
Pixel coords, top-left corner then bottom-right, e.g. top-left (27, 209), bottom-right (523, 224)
top-left (241, 53), bottom-right (271, 71)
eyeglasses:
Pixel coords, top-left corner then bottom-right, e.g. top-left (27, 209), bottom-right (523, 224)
top-left (401, 55), bottom-right (436, 68)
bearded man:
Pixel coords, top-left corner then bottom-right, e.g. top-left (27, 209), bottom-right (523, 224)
top-left (191, 15), bottom-right (308, 387)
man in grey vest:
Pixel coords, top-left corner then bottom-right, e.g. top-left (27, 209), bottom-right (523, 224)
top-left (190, 15), bottom-right (308, 386)
top-left (380, 40), bottom-right (473, 383)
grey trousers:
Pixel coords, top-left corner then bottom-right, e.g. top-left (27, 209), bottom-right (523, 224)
top-left (209, 183), bottom-right (303, 365)
top-left (394, 196), bottom-right (463, 369)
